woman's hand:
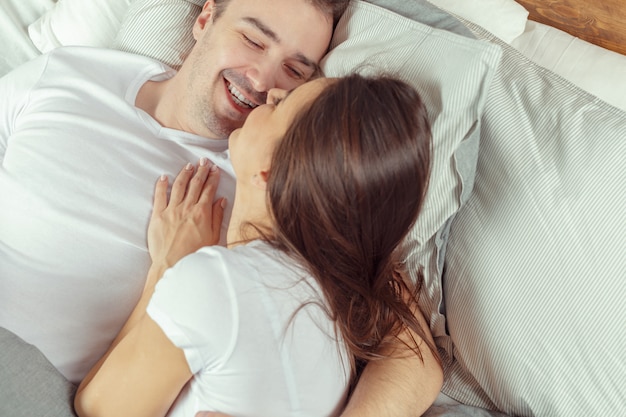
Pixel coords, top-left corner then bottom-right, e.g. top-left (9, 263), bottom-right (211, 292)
top-left (148, 158), bottom-right (225, 269)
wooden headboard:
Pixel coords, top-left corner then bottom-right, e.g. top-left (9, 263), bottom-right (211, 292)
top-left (515, 0), bottom-right (626, 56)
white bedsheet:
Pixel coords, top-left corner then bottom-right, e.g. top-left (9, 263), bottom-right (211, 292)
top-left (511, 20), bottom-right (626, 111)
top-left (0, 0), bottom-right (54, 77)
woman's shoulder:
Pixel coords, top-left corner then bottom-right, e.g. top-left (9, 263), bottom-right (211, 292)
top-left (194, 242), bottom-right (321, 301)
top-left (158, 240), bottom-right (325, 311)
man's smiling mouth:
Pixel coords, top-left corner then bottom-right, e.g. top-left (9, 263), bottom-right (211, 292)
top-left (227, 82), bottom-right (258, 109)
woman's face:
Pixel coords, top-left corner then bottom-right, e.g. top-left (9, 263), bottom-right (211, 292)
top-left (229, 77), bottom-right (331, 182)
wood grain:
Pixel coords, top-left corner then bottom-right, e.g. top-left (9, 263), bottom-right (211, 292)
top-left (515, 0), bottom-right (626, 56)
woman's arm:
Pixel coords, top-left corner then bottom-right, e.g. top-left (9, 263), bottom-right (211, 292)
top-left (74, 309), bottom-right (192, 417)
top-left (75, 159), bottom-right (225, 417)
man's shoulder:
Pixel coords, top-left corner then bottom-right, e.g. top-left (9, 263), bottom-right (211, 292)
top-left (45, 46), bottom-right (172, 81)
top-left (49, 45), bottom-right (161, 63)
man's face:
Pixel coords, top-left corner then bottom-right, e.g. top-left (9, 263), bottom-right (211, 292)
top-left (229, 78), bottom-right (334, 182)
top-left (182, 0), bottom-right (333, 139)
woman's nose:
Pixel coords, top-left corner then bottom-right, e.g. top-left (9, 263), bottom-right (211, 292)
top-left (266, 88), bottom-right (288, 105)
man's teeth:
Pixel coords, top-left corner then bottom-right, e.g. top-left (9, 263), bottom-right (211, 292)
top-left (228, 84), bottom-right (257, 109)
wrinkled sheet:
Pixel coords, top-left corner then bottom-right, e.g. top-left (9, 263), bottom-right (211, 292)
top-left (0, 0), bottom-right (53, 77)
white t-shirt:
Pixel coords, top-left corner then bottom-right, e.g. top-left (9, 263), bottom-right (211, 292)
top-left (0, 47), bottom-right (236, 383)
top-left (148, 241), bottom-right (350, 417)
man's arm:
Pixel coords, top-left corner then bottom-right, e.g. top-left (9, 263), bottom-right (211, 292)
top-left (195, 309), bottom-right (443, 417)
top-left (341, 326), bottom-right (443, 417)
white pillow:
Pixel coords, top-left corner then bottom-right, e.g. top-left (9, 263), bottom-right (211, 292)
top-left (28, 0), bottom-right (132, 52)
top-left (442, 19), bottom-right (626, 417)
top-left (323, 0), bottom-right (502, 351)
top-left (427, 0), bottom-right (528, 43)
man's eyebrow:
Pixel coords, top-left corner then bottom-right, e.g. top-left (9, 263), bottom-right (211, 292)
top-left (243, 17), bottom-right (320, 72)
top-left (244, 17), bottom-right (279, 43)
top-left (294, 53), bottom-right (320, 74)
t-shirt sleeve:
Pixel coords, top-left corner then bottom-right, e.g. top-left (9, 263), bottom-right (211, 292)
top-left (147, 247), bottom-right (239, 374)
top-left (0, 53), bottom-right (49, 160)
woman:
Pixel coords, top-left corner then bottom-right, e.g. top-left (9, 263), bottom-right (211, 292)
top-left (74, 74), bottom-right (441, 417)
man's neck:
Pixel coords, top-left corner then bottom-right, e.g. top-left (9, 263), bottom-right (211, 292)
top-left (136, 77), bottom-right (226, 140)
top-left (135, 79), bottom-right (171, 125)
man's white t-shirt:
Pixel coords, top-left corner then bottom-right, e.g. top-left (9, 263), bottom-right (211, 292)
top-left (148, 241), bottom-right (350, 417)
top-left (0, 47), bottom-right (235, 383)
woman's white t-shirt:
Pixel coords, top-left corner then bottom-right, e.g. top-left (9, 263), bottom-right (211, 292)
top-left (147, 241), bottom-right (350, 417)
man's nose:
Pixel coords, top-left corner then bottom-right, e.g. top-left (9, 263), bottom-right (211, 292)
top-left (247, 59), bottom-right (278, 93)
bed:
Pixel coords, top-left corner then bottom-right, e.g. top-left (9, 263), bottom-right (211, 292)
top-left (1, 0), bottom-right (624, 416)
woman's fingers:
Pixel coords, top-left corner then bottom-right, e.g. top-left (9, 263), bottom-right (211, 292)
top-left (169, 162), bottom-right (195, 205)
top-left (198, 164), bottom-right (220, 206)
top-left (148, 158), bottom-right (224, 265)
top-left (169, 158), bottom-right (216, 206)
top-left (212, 198), bottom-right (226, 238)
top-left (199, 165), bottom-right (224, 244)
top-left (184, 157), bottom-right (212, 206)
top-left (154, 158), bottom-right (223, 230)
top-left (152, 174), bottom-right (169, 217)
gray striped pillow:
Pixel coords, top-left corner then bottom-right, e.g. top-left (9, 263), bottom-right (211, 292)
top-left (112, 0), bottom-right (204, 70)
top-left (441, 19), bottom-right (626, 416)
top-left (322, 0), bottom-right (502, 354)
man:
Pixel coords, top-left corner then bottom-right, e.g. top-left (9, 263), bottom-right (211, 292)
top-left (0, 0), bottom-right (340, 384)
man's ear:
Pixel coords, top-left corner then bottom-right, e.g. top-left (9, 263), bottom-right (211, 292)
top-left (193, 0), bottom-right (216, 40)
top-left (251, 170), bottom-right (270, 191)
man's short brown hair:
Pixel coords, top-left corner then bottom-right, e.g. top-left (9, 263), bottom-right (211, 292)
top-left (212, 0), bottom-right (350, 28)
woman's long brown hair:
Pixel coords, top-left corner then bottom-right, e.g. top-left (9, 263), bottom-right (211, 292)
top-left (266, 73), bottom-right (436, 376)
